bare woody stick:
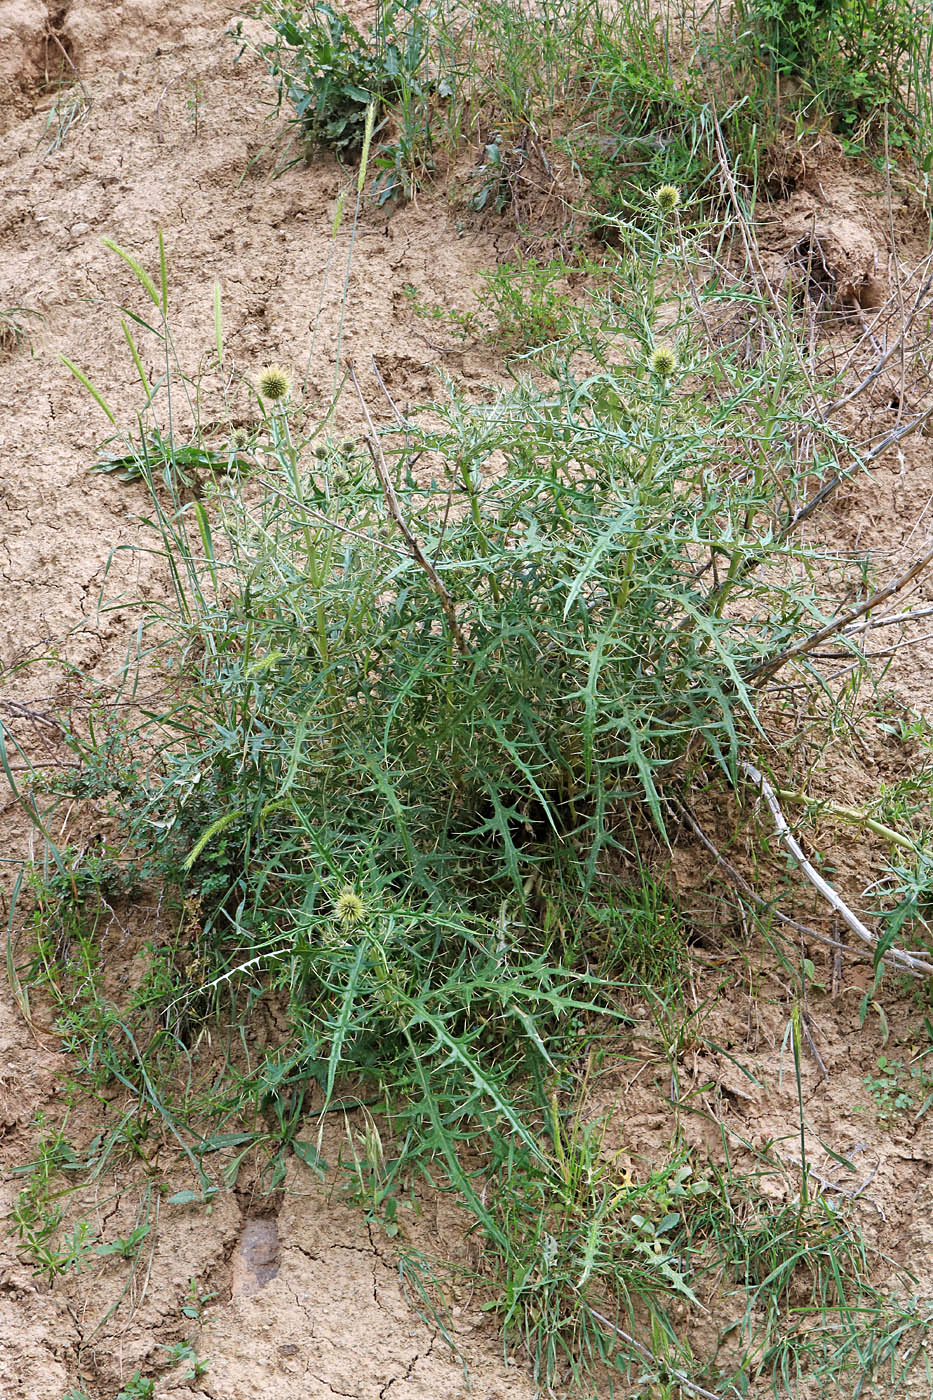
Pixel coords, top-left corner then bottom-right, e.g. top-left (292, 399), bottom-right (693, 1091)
top-left (741, 760), bottom-right (933, 977)
top-left (678, 801), bottom-right (875, 958)
top-left (348, 361), bottom-right (468, 654)
top-left (748, 538), bottom-right (933, 682)
top-left (587, 1309), bottom-right (726, 1400)
top-left (782, 404), bottom-right (933, 538)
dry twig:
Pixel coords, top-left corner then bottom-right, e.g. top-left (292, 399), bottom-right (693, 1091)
top-left (827, 265), bottom-right (933, 414)
top-left (677, 802), bottom-right (884, 964)
top-left (748, 538), bottom-right (933, 682)
top-left (587, 1308), bottom-right (730, 1400)
top-left (740, 761), bottom-right (933, 977)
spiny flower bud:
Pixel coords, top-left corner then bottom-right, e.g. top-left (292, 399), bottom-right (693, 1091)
top-left (654, 184), bottom-right (681, 214)
top-left (334, 887), bottom-right (365, 927)
top-left (649, 344), bottom-right (678, 379)
top-left (257, 364), bottom-right (291, 403)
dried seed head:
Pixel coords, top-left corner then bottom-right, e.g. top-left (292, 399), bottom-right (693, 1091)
top-left (257, 364), bottom-right (291, 403)
top-left (654, 184), bottom-right (681, 214)
top-left (648, 344), bottom-right (678, 379)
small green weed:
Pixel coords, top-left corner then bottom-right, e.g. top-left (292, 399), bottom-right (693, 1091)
top-left (0, 306), bottom-right (42, 356)
top-left (12, 1192), bottom-right (94, 1284)
top-left (587, 884), bottom-right (689, 991)
top-left (96, 1223), bottom-right (151, 1261)
top-left (116, 1375), bottom-right (155, 1400)
top-left (164, 1341), bottom-right (210, 1381)
top-left (341, 1114), bottom-right (405, 1238)
top-left (233, 0), bottom-right (435, 192)
top-left (489, 1123), bottom-right (712, 1390)
top-left (408, 256), bottom-right (601, 353)
top-left (9, 1127), bottom-right (99, 1282)
top-left (475, 257), bottom-right (591, 352)
top-left (181, 1279), bottom-right (219, 1321)
top-left (468, 133), bottom-right (511, 214)
top-left (865, 1050), bottom-right (933, 1125)
top-left (403, 283), bottom-right (480, 340)
top-left (186, 78), bottom-right (204, 138)
top-left (36, 82), bottom-right (90, 159)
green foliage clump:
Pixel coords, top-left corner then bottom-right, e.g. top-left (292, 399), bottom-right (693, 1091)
top-left (240, 0), bottom-right (933, 223)
top-left (91, 289), bottom-right (835, 923)
top-left (748, 0), bottom-right (923, 135)
top-left (232, 0), bottom-right (432, 156)
top-left (864, 1051), bottom-right (933, 1125)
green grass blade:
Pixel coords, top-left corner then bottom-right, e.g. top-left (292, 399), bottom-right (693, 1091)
top-left (61, 356), bottom-right (117, 424)
top-left (101, 237), bottom-right (162, 311)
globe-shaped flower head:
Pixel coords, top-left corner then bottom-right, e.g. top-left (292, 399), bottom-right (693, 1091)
top-left (257, 364), bottom-right (291, 403)
top-left (649, 344), bottom-right (678, 380)
top-left (654, 185), bottom-right (681, 214)
top-left (334, 887), bottom-right (365, 927)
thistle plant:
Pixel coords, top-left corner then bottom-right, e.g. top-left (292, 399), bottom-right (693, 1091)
top-left (15, 226), bottom-right (898, 1400)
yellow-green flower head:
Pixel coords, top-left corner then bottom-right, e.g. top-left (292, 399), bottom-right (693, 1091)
top-left (654, 184), bottom-right (681, 214)
top-left (334, 886), bottom-right (365, 927)
top-left (257, 364), bottom-right (291, 403)
top-left (649, 344), bottom-right (678, 379)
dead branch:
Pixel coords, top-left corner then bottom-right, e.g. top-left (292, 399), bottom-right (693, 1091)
top-left (678, 801), bottom-right (888, 965)
top-left (828, 267), bottom-right (933, 414)
top-left (748, 538), bottom-right (933, 682)
top-left (588, 1308), bottom-right (728, 1400)
top-left (740, 761), bottom-right (933, 977)
top-left (843, 603), bottom-right (933, 634)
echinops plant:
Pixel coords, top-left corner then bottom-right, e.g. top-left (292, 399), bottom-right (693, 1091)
top-left (9, 199), bottom-right (926, 1399)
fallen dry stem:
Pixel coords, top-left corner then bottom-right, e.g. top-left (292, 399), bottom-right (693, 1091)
top-left (677, 801), bottom-right (883, 964)
top-left (843, 603), bottom-right (933, 633)
top-left (749, 538), bottom-right (933, 681)
top-left (828, 264), bottom-right (933, 414)
top-left (740, 761), bottom-right (933, 976)
top-left (587, 1308), bottom-right (727, 1400)
top-left (782, 403), bottom-right (933, 540)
